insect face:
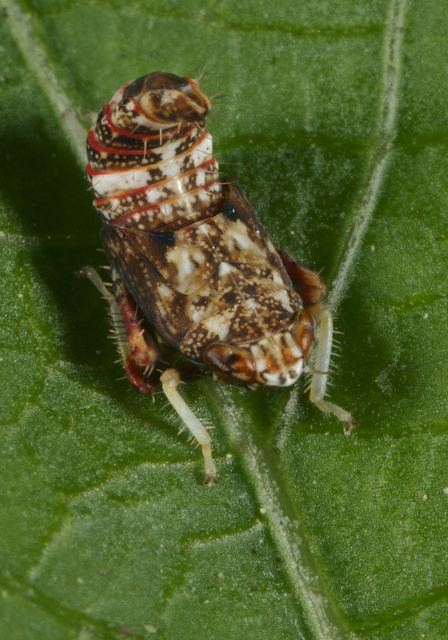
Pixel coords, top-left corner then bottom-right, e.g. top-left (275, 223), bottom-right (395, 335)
top-left (204, 308), bottom-right (315, 388)
top-left (250, 331), bottom-right (305, 387)
top-left (205, 327), bottom-right (308, 388)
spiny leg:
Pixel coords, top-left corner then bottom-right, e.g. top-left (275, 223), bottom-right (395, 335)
top-left (81, 267), bottom-right (216, 481)
top-left (279, 251), bottom-right (355, 432)
top-left (160, 368), bottom-right (218, 485)
top-left (79, 266), bottom-right (159, 394)
top-left (308, 305), bottom-right (355, 433)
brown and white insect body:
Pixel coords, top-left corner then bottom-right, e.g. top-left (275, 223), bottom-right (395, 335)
top-left (83, 72), bottom-right (354, 484)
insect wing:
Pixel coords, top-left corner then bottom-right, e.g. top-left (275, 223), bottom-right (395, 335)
top-left (220, 182), bottom-right (292, 282)
top-left (101, 224), bottom-right (190, 346)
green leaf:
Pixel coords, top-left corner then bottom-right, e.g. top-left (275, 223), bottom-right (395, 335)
top-left (2, 1), bottom-right (448, 638)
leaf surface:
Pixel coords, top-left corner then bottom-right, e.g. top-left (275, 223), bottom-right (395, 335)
top-left (1, 1), bottom-right (448, 638)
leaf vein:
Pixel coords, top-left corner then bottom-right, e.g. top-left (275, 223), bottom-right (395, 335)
top-left (0, 571), bottom-right (143, 640)
top-left (213, 1), bottom-right (409, 637)
top-left (213, 388), bottom-right (351, 639)
top-left (328, 0), bottom-right (408, 309)
top-left (5, 0), bottom-right (87, 167)
top-left (353, 584), bottom-right (448, 633)
top-left (159, 522), bottom-right (264, 630)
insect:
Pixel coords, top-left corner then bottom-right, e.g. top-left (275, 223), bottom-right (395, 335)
top-left (82, 71), bottom-right (354, 484)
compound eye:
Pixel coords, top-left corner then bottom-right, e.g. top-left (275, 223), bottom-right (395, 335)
top-left (204, 343), bottom-right (256, 384)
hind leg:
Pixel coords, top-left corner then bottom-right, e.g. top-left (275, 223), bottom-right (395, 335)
top-left (80, 266), bottom-right (160, 394)
top-left (306, 306), bottom-right (355, 432)
top-left (81, 266), bottom-right (218, 483)
top-left (160, 368), bottom-right (218, 485)
top-left (280, 251), bottom-right (355, 432)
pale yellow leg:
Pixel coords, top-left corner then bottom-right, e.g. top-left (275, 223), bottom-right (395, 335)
top-left (309, 307), bottom-right (356, 433)
top-left (160, 368), bottom-right (218, 484)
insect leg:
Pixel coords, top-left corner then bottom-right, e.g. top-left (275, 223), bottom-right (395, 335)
top-left (279, 251), bottom-right (355, 432)
top-left (160, 368), bottom-right (218, 485)
top-left (278, 250), bottom-right (326, 306)
top-left (308, 306), bottom-right (355, 433)
top-left (80, 266), bottom-right (160, 394)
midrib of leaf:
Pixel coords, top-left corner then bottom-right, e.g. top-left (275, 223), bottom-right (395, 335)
top-left (212, 389), bottom-right (348, 639)
top-left (4, 0), bottom-right (86, 166)
top-left (4, 0), bottom-right (407, 638)
top-left (215, 1), bottom-right (409, 638)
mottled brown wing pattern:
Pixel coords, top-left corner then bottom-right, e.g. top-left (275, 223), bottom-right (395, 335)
top-left (102, 182), bottom-right (302, 361)
top-left (172, 183), bottom-right (303, 359)
top-left (101, 224), bottom-right (191, 347)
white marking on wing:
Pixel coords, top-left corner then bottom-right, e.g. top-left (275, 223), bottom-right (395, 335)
top-left (218, 261), bottom-right (233, 276)
top-left (202, 314), bottom-right (230, 340)
top-left (271, 289), bottom-right (294, 313)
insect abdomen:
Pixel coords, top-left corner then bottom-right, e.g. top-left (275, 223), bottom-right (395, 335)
top-left (86, 73), bottom-right (222, 232)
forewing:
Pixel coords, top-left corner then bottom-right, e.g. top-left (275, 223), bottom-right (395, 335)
top-left (220, 182), bottom-right (292, 281)
top-left (101, 224), bottom-right (191, 346)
